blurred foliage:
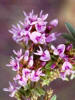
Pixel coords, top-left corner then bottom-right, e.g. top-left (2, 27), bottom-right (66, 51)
top-left (62, 23), bottom-right (75, 47)
top-left (51, 95), bottom-right (57, 100)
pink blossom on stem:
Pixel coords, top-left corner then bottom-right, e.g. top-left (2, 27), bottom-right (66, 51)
top-left (30, 31), bottom-right (46, 44)
top-left (62, 61), bottom-right (72, 71)
top-left (34, 46), bottom-right (50, 61)
top-left (39, 10), bottom-right (48, 21)
top-left (30, 31), bottom-right (41, 44)
top-left (24, 10), bottom-right (38, 25)
top-left (46, 33), bottom-right (56, 43)
top-left (3, 81), bottom-right (20, 97)
top-left (51, 44), bottom-right (65, 58)
top-left (13, 49), bottom-right (23, 61)
top-left (6, 57), bottom-right (19, 71)
top-left (40, 50), bottom-right (51, 61)
top-left (30, 68), bottom-right (45, 82)
top-left (35, 19), bottom-right (47, 33)
top-left (9, 24), bottom-right (30, 45)
top-left (13, 74), bottom-right (28, 86)
top-left (22, 68), bottom-right (31, 79)
top-left (24, 50), bottom-right (29, 62)
top-left (60, 61), bottom-right (74, 80)
top-left (18, 76), bottom-right (28, 86)
top-left (28, 55), bottom-right (34, 67)
top-left (50, 19), bottom-right (58, 27)
top-left (39, 34), bottom-right (46, 44)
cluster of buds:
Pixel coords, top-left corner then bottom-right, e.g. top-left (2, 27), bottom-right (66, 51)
top-left (3, 10), bottom-right (75, 100)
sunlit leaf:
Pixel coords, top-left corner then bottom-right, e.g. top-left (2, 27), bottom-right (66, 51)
top-left (51, 95), bottom-right (57, 100)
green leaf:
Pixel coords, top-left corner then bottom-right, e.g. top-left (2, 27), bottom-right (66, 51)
top-left (32, 87), bottom-right (45, 97)
top-left (62, 33), bottom-right (75, 42)
top-left (19, 87), bottom-right (25, 96)
top-left (24, 84), bottom-right (30, 91)
top-left (70, 74), bottom-right (75, 80)
top-left (37, 87), bottom-right (45, 96)
top-left (51, 95), bottom-right (57, 100)
top-left (25, 90), bottom-right (31, 97)
top-left (45, 62), bottom-right (53, 70)
top-left (65, 22), bottom-right (75, 38)
top-left (15, 92), bottom-right (22, 100)
top-left (19, 85), bottom-right (31, 97)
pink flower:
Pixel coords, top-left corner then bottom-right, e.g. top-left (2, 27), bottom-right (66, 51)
top-left (30, 31), bottom-right (41, 44)
top-left (20, 18), bottom-right (32, 31)
top-left (30, 70), bottom-right (40, 82)
top-left (22, 68), bottom-right (31, 79)
top-left (28, 55), bottom-right (34, 67)
top-left (46, 33), bottom-right (56, 43)
top-left (18, 30), bottom-right (30, 45)
top-left (23, 10), bottom-right (38, 25)
top-left (36, 68), bottom-right (45, 76)
top-left (51, 44), bottom-right (65, 57)
top-left (62, 61), bottom-right (72, 71)
top-left (13, 74), bottom-right (21, 81)
top-left (60, 61), bottom-right (73, 80)
top-left (6, 57), bottom-right (19, 71)
top-left (34, 46), bottom-right (50, 61)
top-left (35, 19), bottom-right (47, 33)
top-left (30, 31), bottom-right (46, 44)
top-left (60, 72), bottom-right (67, 80)
top-left (50, 19), bottom-right (58, 27)
top-left (35, 11), bottom-right (48, 32)
top-left (24, 50), bottom-right (34, 67)
top-left (30, 68), bottom-right (45, 82)
top-left (40, 50), bottom-right (51, 61)
top-left (13, 49), bottom-right (23, 61)
top-left (9, 24), bottom-right (30, 45)
top-left (24, 50), bottom-right (29, 61)
top-left (9, 24), bottom-right (22, 41)
top-left (18, 76), bottom-right (28, 86)
top-left (39, 10), bottom-right (48, 21)
top-left (3, 81), bottom-right (20, 97)
top-left (13, 74), bottom-right (28, 86)
top-left (14, 68), bottom-right (45, 86)
top-left (39, 34), bottom-right (46, 44)
top-left (9, 24), bottom-right (21, 37)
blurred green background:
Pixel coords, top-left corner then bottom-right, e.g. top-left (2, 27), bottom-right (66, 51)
top-left (0, 0), bottom-right (75, 100)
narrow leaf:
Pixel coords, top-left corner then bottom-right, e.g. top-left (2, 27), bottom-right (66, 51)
top-left (65, 22), bottom-right (75, 38)
top-left (51, 95), bottom-right (57, 100)
top-left (62, 33), bottom-right (75, 42)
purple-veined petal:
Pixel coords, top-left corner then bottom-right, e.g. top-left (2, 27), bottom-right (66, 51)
top-left (46, 33), bottom-right (56, 43)
top-left (40, 50), bottom-right (50, 61)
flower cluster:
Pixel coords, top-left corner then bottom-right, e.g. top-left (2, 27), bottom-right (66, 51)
top-left (3, 11), bottom-right (75, 100)
top-left (9, 10), bottom-right (58, 45)
top-left (51, 44), bottom-right (75, 80)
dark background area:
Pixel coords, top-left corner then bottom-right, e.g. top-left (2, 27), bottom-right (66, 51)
top-left (0, 0), bottom-right (75, 100)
